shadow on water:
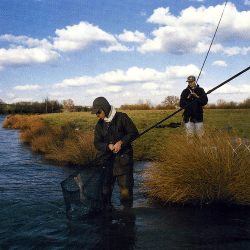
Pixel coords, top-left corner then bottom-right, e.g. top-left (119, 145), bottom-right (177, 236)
top-left (1, 115), bottom-right (250, 250)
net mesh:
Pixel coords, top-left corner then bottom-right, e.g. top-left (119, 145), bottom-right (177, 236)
top-left (61, 154), bottom-right (111, 219)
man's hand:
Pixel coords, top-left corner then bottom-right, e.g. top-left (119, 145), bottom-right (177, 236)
top-left (112, 141), bottom-right (123, 153)
top-left (108, 144), bottom-right (115, 152)
top-left (191, 92), bottom-right (199, 98)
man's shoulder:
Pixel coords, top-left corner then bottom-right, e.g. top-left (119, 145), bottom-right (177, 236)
top-left (115, 111), bottom-right (129, 118)
top-left (181, 87), bottom-right (189, 94)
top-left (196, 86), bottom-right (205, 92)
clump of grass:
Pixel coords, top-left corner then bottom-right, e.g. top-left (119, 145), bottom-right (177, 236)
top-left (143, 131), bottom-right (250, 206)
top-left (2, 115), bottom-right (99, 166)
top-left (45, 130), bottom-right (99, 165)
top-left (2, 114), bottom-right (34, 129)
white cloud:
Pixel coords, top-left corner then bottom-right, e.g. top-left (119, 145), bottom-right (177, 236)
top-left (0, 35), bottom-right (59, 69)
top-left (0, 35), bottom-right (52, 49)
top-left (0, 46), bottom-right (60, 68)
top-left (212, 60), bottom-right (228, 67)
top-left (106, 85), bottom-right (123, 92)
top-left (213, 84), bottom-right (250, 94)
top-left (14, 84), bottom-right (42, 91)
top-left (100, 43), bottom-right (134, 52)
top-left (142, 82), bottom-right (159, 90)
top-left (53, 64), bottom-right (199, 88)
top-left (138, 3), bottom-right (250, 55)
top-left (117, 30), bottom-right (146, 43)
top-left (7, 93), bottom-right (15, 98)
top-left (86, 89), bottom-right (102, 96)
top-left (13, 98), bottom-right (33, 103)
top-left (53, 76), bottom-right (97, 88)
top-left (53, 21), bottom-right (117, 52)
top-left (245, 0), bottom-right (250, 6)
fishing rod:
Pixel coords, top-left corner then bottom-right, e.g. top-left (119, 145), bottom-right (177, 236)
top-left (61, 65), bottom-right (250, 211)
top-left (63, 65), bottom-right (250, 174)
top-left (196, 1), bottom-right (228, 85)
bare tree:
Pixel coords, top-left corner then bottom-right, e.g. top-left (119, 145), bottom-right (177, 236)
top-left (161, 96), bottom-right (180, 106)
top-left (62, 99), bottom-right (75, 109)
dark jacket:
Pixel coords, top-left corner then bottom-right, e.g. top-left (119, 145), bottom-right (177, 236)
top-left (180, 84), bottom-right (208, 123)
top-left (94, 112), bottom-right (139, 175)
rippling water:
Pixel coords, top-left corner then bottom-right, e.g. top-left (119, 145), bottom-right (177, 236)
top-left (1, 115), bottom-right (250, 250)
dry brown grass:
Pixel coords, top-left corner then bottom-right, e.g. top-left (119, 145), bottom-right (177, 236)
top-left (143, 131), bottom-right (250, 206)
top-left (45, 130), bottom-right (99, 165)
top-left (2, 114), bottom-right (36, 129)
top-left (2, 115), bottom-right (99, 165)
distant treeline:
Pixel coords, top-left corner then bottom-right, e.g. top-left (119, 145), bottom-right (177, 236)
top-left (205, 98), bottom-right (250, 109)
top-left (0, 100), bottom-right (92, 115)
top-left (120, 97), bottom-right (250, 110)
top-left (1, 96), bottom-right (249, 114)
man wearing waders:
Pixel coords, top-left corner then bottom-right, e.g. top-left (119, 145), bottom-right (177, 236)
top-left (92, 97), bottom-right (139, 210)
top-left (180, 75), bottom-right (208, 141)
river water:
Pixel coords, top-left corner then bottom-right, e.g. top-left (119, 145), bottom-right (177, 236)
top-left (1, 115), bottom-right (250, 250)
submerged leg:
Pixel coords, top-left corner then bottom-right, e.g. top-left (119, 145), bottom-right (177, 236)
top-left (117, 172), bottom-right (134, 207)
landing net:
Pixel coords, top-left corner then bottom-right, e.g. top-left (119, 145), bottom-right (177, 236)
top-left (60, 154), bottom-right (111, 219)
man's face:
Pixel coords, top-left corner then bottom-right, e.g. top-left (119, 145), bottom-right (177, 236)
top-left (96, 109), bottom-right (105, 120)
top-left (188, 81), bottom-right (196, 88)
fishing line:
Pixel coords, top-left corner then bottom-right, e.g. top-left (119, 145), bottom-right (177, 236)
top-left (196, 1), bottom-right (228, 85)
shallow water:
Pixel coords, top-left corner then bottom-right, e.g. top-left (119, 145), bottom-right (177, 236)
top-left (1, 115), bottom-right (250, 250)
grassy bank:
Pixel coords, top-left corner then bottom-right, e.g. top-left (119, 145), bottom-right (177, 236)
top-left (143, 132), bottom-right (250, 206)
top-left (3, 109), bottom-right (250, 163)
top-left (2, 115), bottom-right (99, 165)
top-left (2, 109), bottom-right (250, 205)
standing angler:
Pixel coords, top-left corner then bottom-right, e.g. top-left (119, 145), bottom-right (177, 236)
top-left (180, 75), bottom-right (208, 141)
top-left (92, 97), bottom-right (139, 209)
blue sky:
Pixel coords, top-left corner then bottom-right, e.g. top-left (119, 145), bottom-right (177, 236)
top-left (1, 0), bottom-right (250, 107)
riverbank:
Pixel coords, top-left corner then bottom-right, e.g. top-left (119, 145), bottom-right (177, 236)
top-left (2, 109), bottom-right (250, 205)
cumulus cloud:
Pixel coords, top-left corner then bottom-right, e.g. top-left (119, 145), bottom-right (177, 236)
top-left (14, 84), bottom-right (42, 91)
top-left (213, 84), bottom-right (250, 94)
top-left (53, 64), bottom-right (199, 88)
top-left (142, 82), bottom-right (159, 90)
top-left (138, 3), bottom-right (250, 55)
top-left (212, 60), bottom-right (228, 67)
top-left (53, 21), bottom-right (117, 52)
top-left (7, 93), bottom-right (15, 98)
top-left (0, 46), bottom-right (60, 68)
top-left (0, 35), bottom-right (52, 49)
top-left (245, 0), bottom-right (250, 6)
top-left (117, 30), bottom-right (146, 43)
top-left (13, 98), bottom-right (33, 103)
top-left (100, 43), bottom-right (134, 52)
top-left (106, 85), bottom-right (123, 92)
top-left (53, 76), bottom-right (98, 88)
top-left (0, 35), bottom-right (60, 68)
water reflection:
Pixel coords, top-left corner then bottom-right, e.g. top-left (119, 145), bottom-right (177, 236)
top-left (66, 208), bottom-right (136, 250)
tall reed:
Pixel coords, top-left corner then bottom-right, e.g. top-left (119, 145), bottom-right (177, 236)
top-left (143, 131), bottom-right (250, 206)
